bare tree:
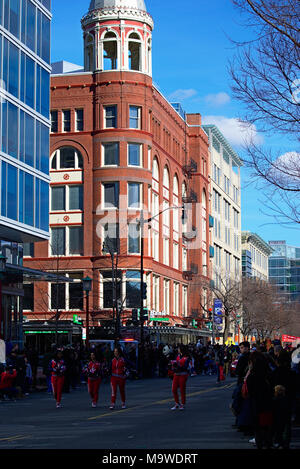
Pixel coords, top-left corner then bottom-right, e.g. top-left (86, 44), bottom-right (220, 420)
top-left (229, 0), bottom-right (300, 224)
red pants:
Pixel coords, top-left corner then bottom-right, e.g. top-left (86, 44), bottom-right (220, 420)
top-left (111, 376), bottom-right (126, 404)
top-left (51, 376), bottom-right (64, 404)
top-left (172, 374), bottom-right (188, 405)
top-left (88, 378), bottom-right (101, 404)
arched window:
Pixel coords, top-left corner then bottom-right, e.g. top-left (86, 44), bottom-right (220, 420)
top-left (202, 189), bottom-right (207, 209)
top-left (51, 147), bottom-right (83, 170)
top-left (128, 32), bottom-right (141, 71)
top-left (103, 31), bottom-right (118, 70)
top-left (173, 174), bottom-right (179, 196)
top-left (182, 181), bottom-right (187, 200)
top-left (163, 166), bottom-right (170, 189)
top-left (85, 35), bottom-right (95, 71)
top-left (152, 157), bottom-right (159, 181)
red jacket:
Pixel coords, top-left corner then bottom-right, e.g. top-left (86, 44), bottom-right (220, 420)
top-left (174, 355), bottom-right (190, 376)
top-left (111, 357), bottom-right (126, 379)
top-left (86, 361), bottom-right (102, 379)
top-left (51, 359), bottom-right (66, 377)
top-left (0, 370), bottom-right (17, 389)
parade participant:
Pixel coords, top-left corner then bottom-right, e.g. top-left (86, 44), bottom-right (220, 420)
top-left (50, 349), bottom-right (66, 408)
top-left (171, 345), bottom-right (190, 410)
top-left (0, 365), bottom-right (17, 400)
top-left (84, 351), bottom-right (105, 408)
top-left (110, 346), bottom-right (127, 410)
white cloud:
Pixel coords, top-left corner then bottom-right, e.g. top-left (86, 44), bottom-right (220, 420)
top-left (202, 115), bottom-right (263, 146)
top-left (168, 88), bottom-right (198, 102)
top-left (204, 92), bottom-right (231, 107)
top-left (271, 152), bottom-right (300, 184)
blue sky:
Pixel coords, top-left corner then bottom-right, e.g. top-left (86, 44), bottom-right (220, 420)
top-left (51, 0), bottom-right (299, 246)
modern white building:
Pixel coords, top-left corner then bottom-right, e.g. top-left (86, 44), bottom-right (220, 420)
top-left (242, 231), bottom-right (273, 282)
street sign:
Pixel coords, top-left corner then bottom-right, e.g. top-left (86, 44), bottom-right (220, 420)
top-left (214, 299), bottom-right (223, 316)
top-left (214, 317), bottom-right (222, 325)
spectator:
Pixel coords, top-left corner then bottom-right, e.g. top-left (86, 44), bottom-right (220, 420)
top-left (0, 365), bottom-right (18, 400)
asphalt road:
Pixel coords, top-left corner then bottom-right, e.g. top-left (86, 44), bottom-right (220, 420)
top-left (0, 374), bottom-right (299, 451)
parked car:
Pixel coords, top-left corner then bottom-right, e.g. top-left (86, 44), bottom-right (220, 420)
top-left (230, 359), bottom-right (238, 377)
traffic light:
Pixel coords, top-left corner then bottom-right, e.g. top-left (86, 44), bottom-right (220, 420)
top-left (142, 282), bottom-right (147, 300)
top-left (208, 308), bottom-right (213, 320)
top-left (142, 308), bottom-right (148, 322)
top-left (132, 309), bottom-right (138, 322)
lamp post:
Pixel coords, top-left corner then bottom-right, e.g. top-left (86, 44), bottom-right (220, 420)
top-left (0, 254), bottom-right (7, 340)
top-left (82, 276), bottom-right (92, 350)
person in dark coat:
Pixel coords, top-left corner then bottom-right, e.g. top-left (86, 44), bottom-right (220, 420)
top-left (246, 351), bottom-right (274, 449)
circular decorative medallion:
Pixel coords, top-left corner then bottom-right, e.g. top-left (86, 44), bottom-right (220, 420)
top-left (63, 174), bottom-right (70, 180)
top-left (63, 216), bottom-right (70, 222)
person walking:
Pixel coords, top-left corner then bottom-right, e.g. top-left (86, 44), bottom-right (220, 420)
top-left (110, 347), bottom-right (127, 410)
top-left (85, 351), bottom-right (105, 408)
top-left (171, 345), bottom-right (190, 411)
top-left (50, 349), bottom-right (66, 408)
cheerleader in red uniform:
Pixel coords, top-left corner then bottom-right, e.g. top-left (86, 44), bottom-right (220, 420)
top-left (51, 349), bottom-right (66, 408)
top-left (171, 345), bottom-right (190, 411)
top-left (85, 351), bottom-right (106, 408)
top-left (110, 347), bottom-right (127, 410)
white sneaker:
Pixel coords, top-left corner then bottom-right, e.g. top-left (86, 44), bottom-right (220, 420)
top-left (171, 404), bottom-right (180, 410)
top-left (56, 403), bottom-right (62, 408)
top-left (109, 404), bottom-right (115, 410)
top-left (122, 404), bottom-right (126, 409)
top-left (179, 404), bottom-right (185, 410)
top-left (249, 438), bottom-right (256, 445)
top-left (92, 402), bottom-right (97, 408)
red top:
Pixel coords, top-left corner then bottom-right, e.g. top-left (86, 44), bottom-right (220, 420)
top-left (51, 359), bottom-right (66, 377)
top-left (174, 355), bottom-right (190, 376)
top-left (111, 357), bottom-right (126, 379)
top-left (0, 370), bottom-right (17, 389)
top-left (87, 361), bottom-right (102, 379)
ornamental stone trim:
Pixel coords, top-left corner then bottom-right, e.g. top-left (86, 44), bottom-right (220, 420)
top-left (81, 7), bottom-right (154, 29)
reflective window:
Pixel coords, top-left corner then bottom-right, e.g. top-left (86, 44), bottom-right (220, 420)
top-left (103, 142), bottom-right (119, 166)
top-left (24, 172), bottom-right (34, 226)
top-left (128, 223), bottom-right (140, 254)
top-left (128, 182), bottom-right (141, 208)
top-left (51, 186), bottom-right (65, 211)
top-left (7, 100), bottom-right (18, 158)
top-left (75, 109), bottom-right (83, 131)
top-left (103, 183), bottom-right (119, 208)
top-left (25, 113), bottom-right (34, 167)
top-left (51, 110), bottom-right (58, 132)
top-left (69, 185), bottom-right (83, 210)
top-left (51, 147), bottom-right (83, 170)
top-left (128, 143), bottom-right (141, 166)
top-left (63, 110), bottom-right (71, 132)
top-left (129, 105), bottom-right (141, 129)
top-left (8, 41), bottom-right (19, 97)
top-left (69, 226), bottom-right (84, 255)
top-left (51, 227), bottom-right (65, 256)
top-left (104, 106), bottom-right (117, 128)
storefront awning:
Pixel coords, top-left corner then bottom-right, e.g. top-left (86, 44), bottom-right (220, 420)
top-left (5, 264), bottom-right (73, 282)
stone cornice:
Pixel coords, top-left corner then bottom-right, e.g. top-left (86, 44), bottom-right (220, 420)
top-left (81, 7), bottom-right (154, 30)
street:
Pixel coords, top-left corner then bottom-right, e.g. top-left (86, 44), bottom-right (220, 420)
top-left (0, 374), bottom-right (299, 450)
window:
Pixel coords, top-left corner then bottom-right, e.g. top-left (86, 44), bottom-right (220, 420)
top-left (183, 285), bottom-right (188, 317)
top-left (128, 143), bottom-right (141, 166)
top-left (129, 106), bottom-right (141, 129)
top-left (152, 231), bottom-right (159, 262)
top-left (23, 243), bottom-right (34, 257)
top-left (182, 248), bottom-right (187, 271)
top-left (69, 185), bottom-right (83, 211)
top-left (69, 226), bottom-right (84, 255)
top-left (125, 271), bottom-right (141, 309)
top-left (75, 109), bottom-right (84, 131)
top-left (128, 182), bottom-right (141, 208)
top-left (153, 275), bottom-right (159, 311)
top-left (128, 223), bottom-right (140, 254)
top-left (103, 182), bottom-right (119, 208)
top-left (173, 243), bottom-right (179, 269)
top-left (51, 283), bottom-right (66, 310)
top-left (103, 31), bottom-right (118, 70)
top-left (103, 223), bottom-right (120, 254)
top-left (103, 143), bottom-right (119, 166)
top-left (51, 147), bottom-right (83, 170)
top-left (51, 111), bottom-right (58, 133)
top-left (63, 110), bottom-right (71, 132)
top-left (163, 279), bottom-right (170, 313)
top-left (128, 32), bottom-right (141, 71)
top-left (174, 282), bottom-right (179, 316)
top-left (68, 273), bottom-right (84, 310)
top-left (163, 238), bottom-right (169, 266)
top-left (51, 227), bottom-right (65, 256)
top-left (104, 106), bottom-right (117, 128)
top-left (152, 157), bottom-right (159, 181)
top-left (23, 284), bottom-right (34, 310)
top-left (51, 186), bottom-right (65, 211)
top-left (85, 35), bottom-right (94, 71)
top-left (102, 270), bottom-right (122, 309)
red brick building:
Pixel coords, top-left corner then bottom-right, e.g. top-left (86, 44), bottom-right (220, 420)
top-left (24, 0), bottom-right (212, 344)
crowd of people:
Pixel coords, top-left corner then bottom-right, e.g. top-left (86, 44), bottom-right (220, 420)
top-left (1, 337), bottom-right (300, 449)
top-left (231, 340), bottom-right (300, 449)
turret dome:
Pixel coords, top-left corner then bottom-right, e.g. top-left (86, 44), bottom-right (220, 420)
top-left (89, 0), bottom-right (147, 11)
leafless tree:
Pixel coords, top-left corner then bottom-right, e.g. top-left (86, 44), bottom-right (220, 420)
top-left (229, 0), bottom-right (300, 224)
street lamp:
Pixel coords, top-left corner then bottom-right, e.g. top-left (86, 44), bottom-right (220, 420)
top-left (82, 276), bottom-right (92, 350)
top-left (0, 254), bottom-right (7, 340)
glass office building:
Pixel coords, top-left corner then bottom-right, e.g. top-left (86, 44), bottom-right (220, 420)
top-left (269, 241), bottom-right (300, 303)
top-left (0, 0), bottom-right (51, 349)
top-left (0, 0), bottom-right (51, 243)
